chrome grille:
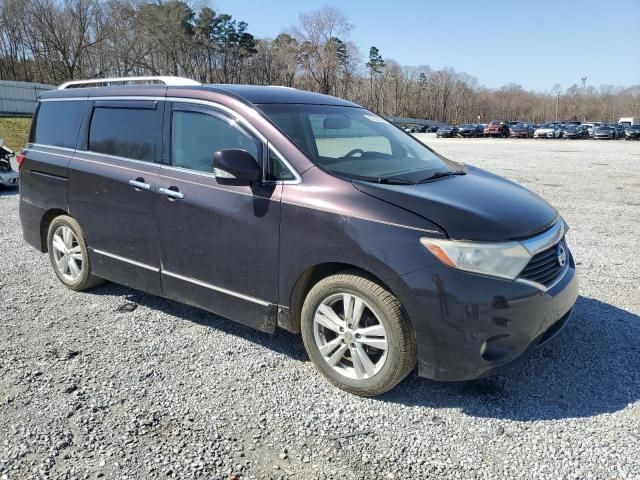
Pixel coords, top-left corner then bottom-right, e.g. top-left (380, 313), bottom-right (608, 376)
top-left (519, 239), bottom-right (567, 287)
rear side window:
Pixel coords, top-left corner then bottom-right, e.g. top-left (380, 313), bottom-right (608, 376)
top-left (88, 104), bottom-right (160, 162)
top-left (29, 100), bottom-right (84, 148)
top-left (171, 109), bottom-right (260, 174)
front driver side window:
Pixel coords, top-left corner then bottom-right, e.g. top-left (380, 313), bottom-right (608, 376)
top-left (171, 109), bottom-right (261, 174)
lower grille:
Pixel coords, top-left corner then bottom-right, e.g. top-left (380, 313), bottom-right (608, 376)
top-left (519, 239), bottom-right (567, 287)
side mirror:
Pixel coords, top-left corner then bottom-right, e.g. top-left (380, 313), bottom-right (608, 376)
top-left (213, 149), bottom-right (262, 186)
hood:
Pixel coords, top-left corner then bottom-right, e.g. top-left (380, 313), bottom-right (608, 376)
top-left (536, 128), bottom-right (554, 132)
top-left (353, 165), bottom-right (558, 241)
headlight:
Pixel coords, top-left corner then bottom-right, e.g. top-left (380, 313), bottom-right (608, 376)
top-left (420, 238), bottom-right (532, 280)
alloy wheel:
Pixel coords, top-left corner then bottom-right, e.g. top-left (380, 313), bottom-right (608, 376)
top-left (313, 293), bottom-right (388, 380)
top-left (51, 225), bottom-right (83, 282)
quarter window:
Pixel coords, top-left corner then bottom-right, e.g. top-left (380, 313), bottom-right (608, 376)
top-left (88, 105), bottom-right (160, 162)
top-left (266, 147), bottom-right (296, 181)
top-left (171, 109), bottom-right (261, 174)
top-left (29, 100), bottom-right (85, 148)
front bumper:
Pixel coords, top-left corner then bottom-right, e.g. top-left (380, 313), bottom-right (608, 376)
top-left (396, 249), bottom-right (578, 381)
top-left (534, 132), bottom-right (555, 138)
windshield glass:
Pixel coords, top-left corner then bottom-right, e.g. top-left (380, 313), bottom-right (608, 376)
top-left (258, 104), bottom-right (457, 183)
top-left (540, 123), bottom-right (554, 128)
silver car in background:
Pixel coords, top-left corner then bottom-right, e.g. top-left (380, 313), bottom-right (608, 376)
top-left (0, 141), bottom-right (19, 188)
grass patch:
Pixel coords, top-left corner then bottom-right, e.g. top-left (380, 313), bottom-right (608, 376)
top-left (0, 117), bottom-right (32, 152)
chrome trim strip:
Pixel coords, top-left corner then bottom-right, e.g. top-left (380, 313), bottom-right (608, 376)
top-left (91, 248), bottom-right (160, 272)
top-left (520, 220), bottom-right (564, 256)
top-left (74, 155), bottom-right (154, 175)
top-left (281, 200), bottom-right (443, 235)
top-left (77, 149), bottom-right (157, 167)
top-left (156, 167), bottom-right (257, 197)
top-left (82, 96), bottom-right (165, 102)
top-left (162, 271), bottom-right (271, 307)
top-left (26, 149), bottom-right (74, 159)
top-left (39, 97), bottom-right (88, 102)
top-left (30, 144), bottom-right (77, 153)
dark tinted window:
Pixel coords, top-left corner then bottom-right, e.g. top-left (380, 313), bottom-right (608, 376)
top-left (88, 105), bottom-right (160, 162)
top-left (171, 109), bottom-right (260, 174)
top-left (29, 100), bottom-right (84, 148)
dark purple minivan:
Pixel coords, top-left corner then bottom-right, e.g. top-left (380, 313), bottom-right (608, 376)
top-left (18, 77), bottom-right (578, 396)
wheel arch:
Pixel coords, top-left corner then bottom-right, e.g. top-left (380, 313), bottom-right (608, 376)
top-left (282, 262), bottom-right (400, 334)
top-left (40, 208), bottom-right (68, 252)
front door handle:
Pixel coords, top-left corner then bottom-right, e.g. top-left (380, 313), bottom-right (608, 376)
top-left (129, 178), bottom-right (151, 191)
top-left (159, 186), bottom-right (184, 200)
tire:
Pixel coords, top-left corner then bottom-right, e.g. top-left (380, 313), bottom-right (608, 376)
top-left (47, 215), bottom-right (104, 291)
top-left (300, 270), bottom-right (416, 396)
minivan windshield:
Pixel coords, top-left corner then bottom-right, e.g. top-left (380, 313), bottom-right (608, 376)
top-left (258, 104), bottom-right (458, 184)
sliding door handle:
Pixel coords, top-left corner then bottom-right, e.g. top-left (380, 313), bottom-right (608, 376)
top-left (129, 178), bottom-right (150, 191)
top-left (159, 186), bottom-right (184, 200)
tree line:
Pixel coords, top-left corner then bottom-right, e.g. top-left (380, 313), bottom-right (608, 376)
top-left (1, 1), bottom-right (638, 123)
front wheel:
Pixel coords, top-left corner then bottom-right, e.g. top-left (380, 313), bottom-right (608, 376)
top-left (47, 215), bottom-right (104, 291)
top-left (301, 271), bottom-right (416, 396)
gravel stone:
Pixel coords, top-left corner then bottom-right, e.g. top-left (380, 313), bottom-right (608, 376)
top-left (1, 138), bottom-right (639, 479)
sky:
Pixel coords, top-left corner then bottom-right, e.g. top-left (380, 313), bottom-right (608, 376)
top-left (214, 0), bottom-right (640, 92)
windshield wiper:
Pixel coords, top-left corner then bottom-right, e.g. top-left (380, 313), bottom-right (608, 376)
top-left (376, 177), bottom-right (414, 185)
top-left (417, 170), bottom-right (466, 183)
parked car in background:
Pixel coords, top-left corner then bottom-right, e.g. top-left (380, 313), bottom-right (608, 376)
top-left (593, 125), bottom-right (617, 139)
top-left (509, 123), bottom-right (534, 138)
top-left (534, 123), bottom-right (562, 139)
top-left (624, 124), bottom-right (640, 140)
top-left (427, 125), bottom-right (439, 133)
top-left (557, 124), bottom-right (569, 138)
top-left (581, 123), bottom-right (600, 138)
top-left (0, 141), bottom-right (19, 188)
top-left (17, 76), bottom-right (579, 396)
top-left (485, 121), bottom-right (509, 137)
top-left (563, 125), bottom-right (589, 139)
top-left (610, 124), bottom-right (625, 139)
top-left (457, 124), bottom-right (484, 137)
top-left (436, 125), bottom-right (459, 137)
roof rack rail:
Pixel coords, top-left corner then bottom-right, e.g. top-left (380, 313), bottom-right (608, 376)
top-left (58, 76), bottom-right (201, 90)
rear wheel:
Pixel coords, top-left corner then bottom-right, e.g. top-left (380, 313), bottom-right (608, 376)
top-left (47, 215), bottom-right (103, 291)
top-left (301, 271), bottom-right (416, 396)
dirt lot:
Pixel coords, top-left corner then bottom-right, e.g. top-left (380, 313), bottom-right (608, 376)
top-left (1, 137), bottom-right (639, 479)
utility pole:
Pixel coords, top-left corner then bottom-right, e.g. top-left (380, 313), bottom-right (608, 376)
top-left (555, 92), bottom-right (560, 122)
top-left (581, 77), bottom-right (587, 121)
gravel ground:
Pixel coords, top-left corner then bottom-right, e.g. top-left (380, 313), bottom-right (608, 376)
top-left (1, 137), bottom-right (639, 480)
